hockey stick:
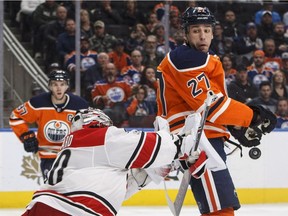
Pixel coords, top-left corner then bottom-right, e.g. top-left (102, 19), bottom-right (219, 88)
top-left (165, 91), bottom-right (218, 216)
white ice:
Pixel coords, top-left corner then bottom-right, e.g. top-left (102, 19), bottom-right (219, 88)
top-left (1, 204), bottom-right (288, 216)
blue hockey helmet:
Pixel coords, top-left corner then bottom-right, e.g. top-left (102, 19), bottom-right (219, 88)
top-left (182, 7), bottom-right (216, 32)
top-left (48, 70), bottom-right (70, 85)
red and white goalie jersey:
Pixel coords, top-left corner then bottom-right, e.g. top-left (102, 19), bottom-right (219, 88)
top-left (23, 126), bottom-right (177, 216)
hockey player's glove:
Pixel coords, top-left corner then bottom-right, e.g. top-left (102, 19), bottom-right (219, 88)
top-left (249, 105), bottom-right (277, 134)
top-left (178, 151), bottom-right (208, 179)
top-left (228, 105), bottom-right (276, 148)
top-left (20, 131), bottom-right (39, 153)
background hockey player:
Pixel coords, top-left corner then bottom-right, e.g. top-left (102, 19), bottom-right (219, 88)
top-left (9, 70), bottom-right (89, 178)
top-left (156, 6), bottom-right (277, 215)
top-left (21, 107), bottom-right (201, 216)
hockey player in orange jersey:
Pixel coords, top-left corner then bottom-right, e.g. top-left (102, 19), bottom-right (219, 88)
top-left (156, 7), bottom-right (277, 216)
top-left (9, 70), bottom-right (89, 178)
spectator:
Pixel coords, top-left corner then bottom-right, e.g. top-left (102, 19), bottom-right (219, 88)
top-left (17, 0), bottom-right (44, 42)
top-left (169, 10), bottom-right (181, 36)
top-left (108, 39), bottom-right (131, 73)
top-left (121, 49), bottom-right (144, 86)
top-left (221, 54), bottom-right (236, 86)
top-left (139, 66), bottom-right (158, 112)
top-left (247, 50), bottom-right (274, 88)
top-left (210, 21), bottom-right (227, 59)
top-left (126, 23), bottom-right (147, 53)
top-left (89, 20), bottom-right (116, 53)
top-left (145, 11), bottom-right (159, 35)
top-left (247, 81), bottom-right (278, 113)
top-left (153, 23), bottom-right (176, 56)
top-left (80, 9), bottom-right (94, 39)
top-left (257, 10), bottom-right (274, 42)
top-left (56, 18), bottom-right (76, 66)
top-left (9, 70), bottom-right (89, 179)
top-left (228, 65), bottom-right (258, 104)
top-left (32, 0), bottom-right (58, 59)
top-left (275, 98), bottom-right (288, 129)
top-left (125, 85), bottom-right (155, 127)
top-left (271, 70), bottom-right (288, 100)
top-left (233, 22), bottom-right (263, 66)
top-left (90, 0), bottom-right (123, 24)
top-left (65, 36), bottom-right (98, 97)
top-left (142, 35), bottom-right (165, 68)
top-left (64, 0), bottom-right (90, 20)
top-left (120, 0), bottom-right (145, 27)
top-left (254, 2), bottom-right (281, 25)
top-left (153, 0), bottom-right (179, 22)
top-left (91, 63), bottom-right (131, 126)
top-left (273, 22), bottom-right (288, 55)
top-left (84, 52), bottom-right (110, 104)
top-left (263, 38), bottom-right (282, 71)
top-left (222, 9), bottom-right (245, 39)
top-left (172, 29), bottom-right (185, 47)
top-left (44, 5), bottom-right (67, 68)
top-left (281, 52), bottom-right (288, 81)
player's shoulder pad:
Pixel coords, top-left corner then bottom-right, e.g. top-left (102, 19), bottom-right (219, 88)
top-left (169, 45), bottom-right (209, 70)
top-left (66, 92), bottom-right (89, 109)
top-left (29, 92), bottom-right (53, 108)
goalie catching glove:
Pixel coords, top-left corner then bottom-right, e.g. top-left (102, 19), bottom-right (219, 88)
top-left (228, 105), bottom-right (277, 147)
top-left (20, 131), bottom-right (39, 153)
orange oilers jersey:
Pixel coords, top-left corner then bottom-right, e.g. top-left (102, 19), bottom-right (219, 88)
top-left (91, 78), bottom-right (132, 108)
top-left (9, 92), bottom-right (89, 159)
top-left (108, 51), bottom-right (131, 72)
top-left (156, 45), bottom-right (254, 138)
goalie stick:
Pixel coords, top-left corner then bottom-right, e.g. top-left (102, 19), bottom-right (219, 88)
top-left (165, 91), bottom-right (218, 216)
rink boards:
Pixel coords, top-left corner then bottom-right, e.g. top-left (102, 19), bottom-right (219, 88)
top-left (0, 129), bottom-right (288, 208)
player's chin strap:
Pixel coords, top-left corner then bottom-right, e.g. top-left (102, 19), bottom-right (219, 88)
top-left (224, 138), bottom-right (243, 157)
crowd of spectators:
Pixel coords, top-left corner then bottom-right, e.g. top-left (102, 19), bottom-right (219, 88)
top-left (6, 0), bottom-right (288, 129)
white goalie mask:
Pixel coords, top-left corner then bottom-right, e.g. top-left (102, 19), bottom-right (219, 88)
top-left (71, 107), bottom-right (113, 132)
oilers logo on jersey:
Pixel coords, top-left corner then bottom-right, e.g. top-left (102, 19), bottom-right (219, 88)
top-left (44, 120), bottom-right (70, 143)
top-left (107, 87), bottom-right (125, 103)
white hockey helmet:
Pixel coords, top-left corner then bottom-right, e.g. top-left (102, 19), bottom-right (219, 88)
top-left (71, 107), bottom-right (113, 132)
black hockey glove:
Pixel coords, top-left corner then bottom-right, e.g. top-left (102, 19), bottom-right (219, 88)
top-left (228, 105), bottom-right (277, 148)
top-left (249, 105), bottom-right (277, 134)
top-left (20, 131), bottom-right (39, 153)
top-left (227, 126), bottom-right (262, 147)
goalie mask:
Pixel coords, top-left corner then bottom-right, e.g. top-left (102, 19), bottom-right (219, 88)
top-left (71, 108), bottom-right (113, 132)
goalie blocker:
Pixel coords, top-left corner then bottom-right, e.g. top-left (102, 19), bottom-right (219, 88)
top-left (228, 105), bottom-right (277, 147)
